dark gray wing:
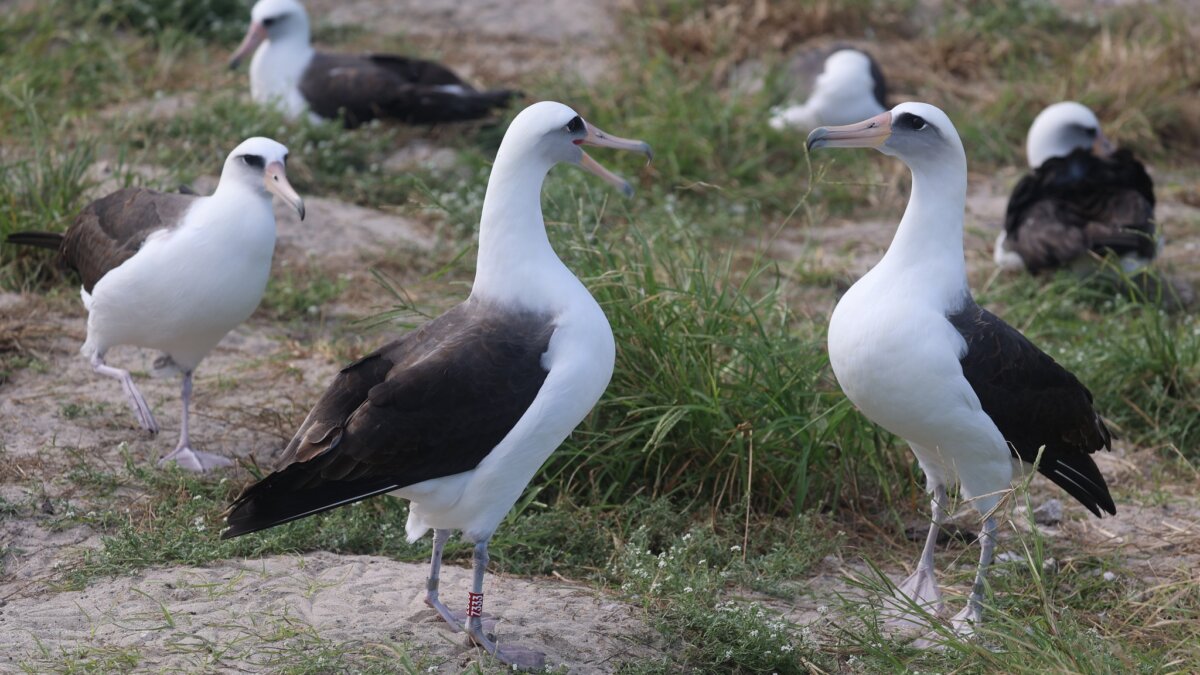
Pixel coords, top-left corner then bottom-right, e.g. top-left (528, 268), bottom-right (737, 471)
top-left (1004, 148), bottom-right (1156, 273)
top-left (299, 52), bottom-right (517, 128)
top-left (60, 187), bottom-right (196, 292)
top-left (223, 300), bottom-right (555, 538)
top-left (949, 301), bottom-right (1115, 516)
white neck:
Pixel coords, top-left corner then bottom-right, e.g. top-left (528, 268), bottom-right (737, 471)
top-left (250, 35), bottom-right (315, 116)
top-left (470, 150), bottom-right (565, 306)
top-left (873, 152), bottom-right (970, 303)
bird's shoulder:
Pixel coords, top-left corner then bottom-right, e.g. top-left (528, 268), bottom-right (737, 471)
top-left (62, 187), bottom-right (197, 292)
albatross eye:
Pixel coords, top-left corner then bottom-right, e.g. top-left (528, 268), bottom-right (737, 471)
top-left (899, 114), bottom-right (928, 131)
top-left (565, 116), bottom-right (584, 134)
top-left (241, 154), bottom-right (265, 169)
top-left (262, 16), bottom-right (278, 27)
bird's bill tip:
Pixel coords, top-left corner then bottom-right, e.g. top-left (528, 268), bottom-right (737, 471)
top-left (579, 151), bottom-right (634, 197)
top-left (264, 161), bottom-right (305, 220)
top-left (229, 21), bottom-right (267, 69)
top-left (806, 111), bottom-right (893, 151)
top-left (582, 123), bottom-right (653, 163)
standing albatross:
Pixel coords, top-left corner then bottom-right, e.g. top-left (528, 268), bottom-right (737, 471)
top-left (769, 48), bottom-right (888, 131)
top-left (222, 102), bottom-right (651, 669)
top-left (6, 138), bottom-right (304, 472)
top-left (807, 103), bottom-right (1115, 639)
top-left (995, 101), bottom-right (1156, 274)
top-left (229, 0), bottom-right (517, 127)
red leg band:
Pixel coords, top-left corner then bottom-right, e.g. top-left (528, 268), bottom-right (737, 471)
top-left (467, 591), bottom-right (484, 618)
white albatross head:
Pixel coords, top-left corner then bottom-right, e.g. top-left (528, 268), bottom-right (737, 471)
top-left (496, 101), bottom-right (653, 197)
top-left (770, 49), bottom-right (886, 131)
top-left (220, 137), bottom-right (305, 220)
top-left (806, 102), bottom-right (965, 174)
top-left (229, 0), bottom-right (310, 69)
top-left (1025, 101), bottom-right (1113, 169)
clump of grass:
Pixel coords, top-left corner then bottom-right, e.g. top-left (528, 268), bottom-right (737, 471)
top-left (90, 0), bottom-right (251, 41)
top-left (0, 95), bottom-right (94, 290)
top-left (537, 213), bottom-right (901, 514)
top-left (612, 520), bottom-right (832, 673)
top-left (830, 486), bottom-right (1199, 673)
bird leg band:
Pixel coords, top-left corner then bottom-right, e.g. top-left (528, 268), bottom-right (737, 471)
top-left (467, 592), bottom-right (484, 618)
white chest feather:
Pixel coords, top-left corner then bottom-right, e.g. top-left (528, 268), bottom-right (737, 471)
top-left (249, 43), bottom-right (314, 118)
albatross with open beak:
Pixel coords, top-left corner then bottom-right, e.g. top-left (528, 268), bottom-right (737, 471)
top-left (221, 102), bottom-right (650, 670)
top-left (808, 103), bottom-right (1115, 640)
top-left (7, 138), bottom-right (304, 472)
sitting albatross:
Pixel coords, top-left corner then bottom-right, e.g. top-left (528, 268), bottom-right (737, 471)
top-left (807, 103), bottom-right (1115, 639)
top-left (6, 138), bottom-right (305, 472)
top-left (995, 101), bottom-right (1156, 274)
top-left (221, 101), bottom-right (651, 669)
top-left (229, 0), bottom-right (517, 128)
top-left (769, 48), bottom-right (888, 131)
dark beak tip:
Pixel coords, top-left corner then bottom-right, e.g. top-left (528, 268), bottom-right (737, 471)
top-left (621, 182), bottom-right (635, 198)
top-left (641, 144), bottom-right (654, 163)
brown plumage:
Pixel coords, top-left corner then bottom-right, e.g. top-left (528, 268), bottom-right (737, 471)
top-left (1003, 148), bottom-right (1155, 273)
top-left (299, 53), bottom-right (518, 128)
top-left (222, 299), bottom-right (555, 538)
top-left (7, 188), bottom-right (195, 292)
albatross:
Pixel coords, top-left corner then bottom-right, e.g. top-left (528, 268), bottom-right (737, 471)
top-left (995, 101), bottom-right (1157, 274)
top-left (769, 48), bottom-right (888, 131)
top-left (6, 138), bottom-right (304, 472)
top-left (807, 103), bottom-right (1115, 639)
top-left (229, 0), bottom-right (518, 127)
top-left (221, 101), bottom-right (651, 669)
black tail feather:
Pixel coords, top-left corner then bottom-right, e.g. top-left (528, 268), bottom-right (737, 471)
top-left (6, 231), bottom-right (63, 251)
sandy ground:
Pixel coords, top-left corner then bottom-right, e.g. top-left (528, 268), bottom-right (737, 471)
top-left (0, 552), bottom-right (659, 673)
top-left (4, 0), bottom-right (1200, 672)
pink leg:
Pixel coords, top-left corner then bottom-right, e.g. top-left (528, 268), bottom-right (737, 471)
top-left (157, 371), bottom-right (233, 472)
top-left (90, 352), bottom-right (158, 434)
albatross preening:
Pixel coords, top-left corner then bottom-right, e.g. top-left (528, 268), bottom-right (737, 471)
top-left (221, 102), bottom-right (650, 669)
top-left (769, 48), bottom-right (888, 131)
top-left (6, 138), bottom-right (304, 472)
top-left (995, 101), bottom-right (1157, 274)
top-left (807, 103), bottom-right (1115, 640)
top-left (229, 0), bottom-right (518, 127)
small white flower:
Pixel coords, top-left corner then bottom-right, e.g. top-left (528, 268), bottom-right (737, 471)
top-left (730, 545), bottom-right (742, 552)
top-left (781, 644), bottom-right (793, 653)
top-left (749, 629), bottom-right (759, 637)
top-left (683, 587), bottom-right (693, 593)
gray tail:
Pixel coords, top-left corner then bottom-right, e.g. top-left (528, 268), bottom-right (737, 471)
top-left (5, 231), bottom-right (63, 251)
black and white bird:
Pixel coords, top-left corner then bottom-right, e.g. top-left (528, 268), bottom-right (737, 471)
top-left (995, 101), bottom-right (1156, 274)
top-left (807, 103), bottom-right (1115, 639)
top-left (769, 48), bottom-right (888, 131)
top-left (221, 102), bottom-right (650, 669)
top-left (229, 0), bottom-right (517, 128)
top-left (6, 138), bottom-right (304, 472)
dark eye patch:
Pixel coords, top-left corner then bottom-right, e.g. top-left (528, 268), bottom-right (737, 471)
top-left (897, 113), bottom-right (928, 131)
top-left (262, 16), bottom-right (278, 27)
top-left (241, 154), bottom-right (265, 169)
top-left (565, 116), bottom-right (584, 134)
